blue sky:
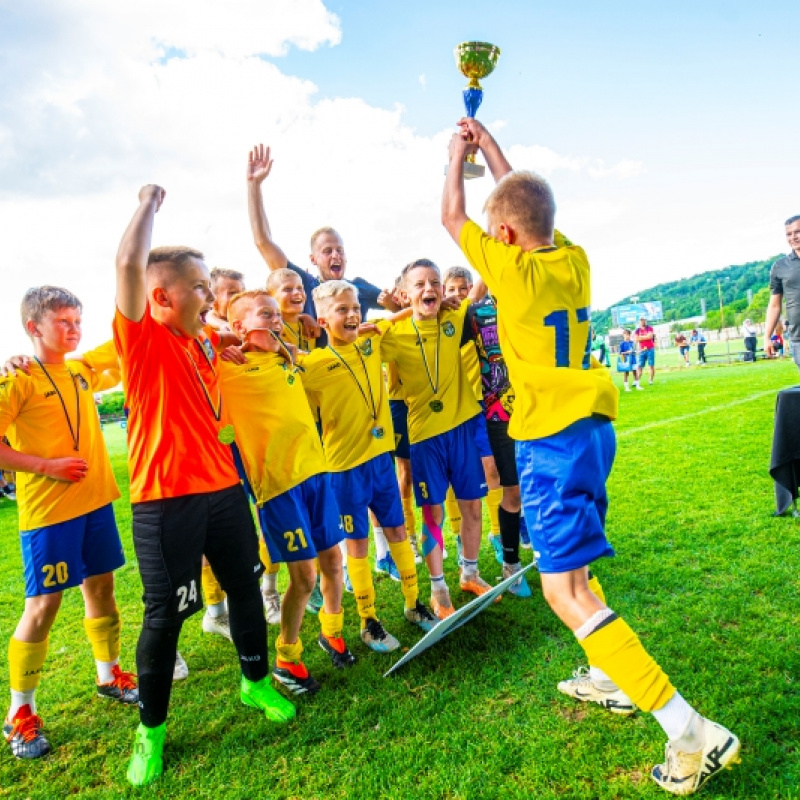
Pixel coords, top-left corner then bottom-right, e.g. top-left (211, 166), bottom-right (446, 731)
top-left (0, 0), bottom-right (797, 353)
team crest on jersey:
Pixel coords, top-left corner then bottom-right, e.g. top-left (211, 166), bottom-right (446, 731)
top-left (280, 363), bottom-right (298, 385)
top-left (442, 321), bottom-right (456, 337)
top-left (358, 339), bottom-right (373, 357)
top-left (201, 338), bottom-right (215, 361)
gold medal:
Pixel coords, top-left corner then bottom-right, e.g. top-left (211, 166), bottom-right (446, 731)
top-left (218, 424), bottom-right (236, 444)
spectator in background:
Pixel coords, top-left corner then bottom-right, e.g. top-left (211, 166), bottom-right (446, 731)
top-left (591, 328), bottom-right (610, 367)
top-left (635, 316), bottom-right (656, 385)
top-left (742, 318), bottom-right (758, 362)
top-left (674, 331), bottom-right (690, 367)
top-left (690, 329), bottom-right (707, 364)
top-left (771, 321), bottom-right (785, 358)
top-left (616, 329), bottom-right (641, 391)
top-left (765, 215), bottom-right (800, 369)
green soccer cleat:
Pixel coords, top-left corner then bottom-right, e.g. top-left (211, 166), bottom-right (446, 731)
top-left (240, 676), bottom-right (296, 722)
top-left (126, 722), bottom-right (166, 787)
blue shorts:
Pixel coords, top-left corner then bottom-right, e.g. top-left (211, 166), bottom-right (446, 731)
top-left (20, 504), bottom-right (125, 598)
top-left (516, 416), bottom-right (616, 574)
top-left (331, 452), bottom-right (404, 539)
top-left (473, 410), bottom-right (493, 459)
top-left (637, 349), bottom-right (655, 368)
top-left (390, 400), bottom-right (410, 460)
top-left (257, 474), bottom-right (342, 563)
top-left (410, 417), bottom-right (487, 506)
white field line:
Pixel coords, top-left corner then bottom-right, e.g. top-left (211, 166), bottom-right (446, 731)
top-left (617, 389), bottom-right (777, 438)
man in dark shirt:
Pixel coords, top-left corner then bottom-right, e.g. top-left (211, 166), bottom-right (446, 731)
top-left (246, 144), bottom-right (396, 345)
top-left (766, 215), bottom-right (800, 370)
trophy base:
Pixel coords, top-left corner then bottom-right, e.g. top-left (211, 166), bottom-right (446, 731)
top-left (443, 162), bottom-right (485, 180)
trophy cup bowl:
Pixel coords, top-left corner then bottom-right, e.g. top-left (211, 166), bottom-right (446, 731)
top-left (452, 41), bottom-right (501, 179)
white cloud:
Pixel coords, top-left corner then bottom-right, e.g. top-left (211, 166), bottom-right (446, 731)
top-left (418, 74), bottom-right (427, 88)
top-left (0, 1), bottom-right (715, 358)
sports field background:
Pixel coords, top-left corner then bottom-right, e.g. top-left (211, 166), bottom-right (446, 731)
top-left (1, 356), bottom-right (799, 799)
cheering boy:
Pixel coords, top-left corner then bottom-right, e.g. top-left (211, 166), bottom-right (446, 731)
top-left (442, 118), bottom-right (739, 795)
top-left (378, 260), bottom-right (492, 619)
top-left (115, 185), bottom-right (294, 787)
top-left (1, 287), bottom-right (137, 760)
top-left (222, 289), bottom-right (354, 689)
top-left (300, 281), bottom-right (437, 650)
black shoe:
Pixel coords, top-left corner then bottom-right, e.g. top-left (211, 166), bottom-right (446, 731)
top-left (272, 659), bottom-right (321, 695)
top-left (317, 632), bottom-right (355, 668)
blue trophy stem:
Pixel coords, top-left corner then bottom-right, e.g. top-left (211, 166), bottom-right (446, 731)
top-left (463, 87), bottom-right (483, 118)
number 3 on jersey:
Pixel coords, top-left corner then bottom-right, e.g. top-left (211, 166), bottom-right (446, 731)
top-left (544, 307), bottom-right (591, 368)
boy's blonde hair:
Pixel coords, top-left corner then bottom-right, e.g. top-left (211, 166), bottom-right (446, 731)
top-left (21, 286), bottom-right (82, 333)
top-left (310, 226), bottom-right (342, 251)
top-left (227, 289), bottom-right (272, 327)
top-left (266, 268), bottom-right (304, 296)
top-left (312, 280), bottom-right (359, 317)
top-left (484, 171), bottom-right (555, 240)
top-left (442, 266), bottom-right (473, 286)
top-left (210, 267), bottom-right (245, 288)
top-left (146, 246), bottom-right (205, 287)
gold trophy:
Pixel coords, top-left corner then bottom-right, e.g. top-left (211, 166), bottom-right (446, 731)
top-left (453, 41), bottom-right (501, 179)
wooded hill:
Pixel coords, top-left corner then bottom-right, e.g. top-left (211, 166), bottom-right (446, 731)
top-left (593, 254), bottom-right (782, 332)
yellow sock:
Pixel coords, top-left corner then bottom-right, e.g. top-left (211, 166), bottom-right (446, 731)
top-left (347, 555), bottom-right (376, 625)
top-left (201, 564), bottom-right (226, 606)
top-left (445, 487), bottom-right (461, 535)
top-left (401, 496), bottom-right (416, 536)
top-left (275, 635), bottom-right (303, 663)
top-left (580, 616), bottom-right (674, 712)
top-left (587, 574), bottom-right (606, 605)
top-left (487, 488), bottom-right (502, 536)
top-left (258, 536), bottom-right (280, 575)
top-left (83, 613), bottom-right (121, 663)
top-left (388, 539), bottom-right (418, 609)
top-left (8, 637), bottom-right (48, 692)
top-left (318, 609), bottom-right (344, 639)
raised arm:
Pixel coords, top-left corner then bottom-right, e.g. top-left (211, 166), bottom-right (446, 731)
top-left (247, 143), bottom-right (289, 272)
top-left (442, 132), bottom-right (473, 242)
top-left (116, 185), bottom-right (165, 322)
top-left (459, 118), bottom-right (512, 183)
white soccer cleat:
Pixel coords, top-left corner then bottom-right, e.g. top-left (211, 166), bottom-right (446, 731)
top-left (651, 717), bottom-right (741, 795)
top-left (173, 651), bottom-right (189, 681)
top-left (262, 590), bottom-right (281, 625)
top-left (202, 611), bottom-right (232, 642)
top-left (557, 667), bottom-right (637, 716)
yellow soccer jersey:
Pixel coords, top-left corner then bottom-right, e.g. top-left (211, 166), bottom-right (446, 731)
top-left (377, 300), bottom-right (481, 444)
top-left (73, 339), bottom-right (122, 390)
top-left (300, 335), bottom-right (394, 471)
top-left (218, 351), bottom-right (327, 503)
top-left (0, 362), bottom-right (120, 530)
top-left (281, 320), bottom-right (316, 353)
top-left (385, 362), bottom-right (404, 401)
top-left (460, 342), bottom-right (483, 402)
top-left (459, 219), bottom-right (618, 440)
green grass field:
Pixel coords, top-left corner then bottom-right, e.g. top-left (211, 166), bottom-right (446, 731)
top-left (2, 358), bottom-right (800, 799)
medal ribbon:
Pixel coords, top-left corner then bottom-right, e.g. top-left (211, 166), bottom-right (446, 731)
top-left (34, 357), bottom-right (81, 451)
top-left (411, 318), bottom-right (441, 399)
top-left (326, 344), bottom-right (378, 423)
top-left (184, 340), bottom-right (222, 421)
